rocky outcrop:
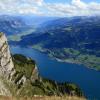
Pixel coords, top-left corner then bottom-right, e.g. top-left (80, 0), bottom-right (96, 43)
top-left (0, 80), bottom-right (11, 96)
top-left (0, 33), bottom-right (39, 96)
top-left (0, 33), bottom-right (14, 79)
top-left (31, 65), bottom-right (39, 82)
top-left (0, 32), bottom-right (15, 96)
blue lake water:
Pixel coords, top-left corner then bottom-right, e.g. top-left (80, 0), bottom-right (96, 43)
top-left (10, 46), bottom-right (100, 100)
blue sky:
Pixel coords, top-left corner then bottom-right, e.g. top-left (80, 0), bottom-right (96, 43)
top-left (0, 0), bottom-right (100, 17)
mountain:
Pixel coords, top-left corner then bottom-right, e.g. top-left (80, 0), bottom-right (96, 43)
top-left (10, 16), bottom-right (100, 70)
top-left (0, 15), bottom-right (59, 42)
top-left (0, 32), bottom-right (83, 97)
top-left (18, 15), bottom-right (58, 26)
top-left (0, 15), bottom-right (58, 36)
top-left (0, 15), bottom-right (28, 36)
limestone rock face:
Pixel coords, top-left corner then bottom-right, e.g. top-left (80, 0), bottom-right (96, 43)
top-left (0, 80), bottom-right (11, 96)
top-left (31, 65), bottom-right (39, 82)
top-left (0, 33), bottom-right (15, 96)
top-left (0, 33), bottom-right (14, 79)
top-left (0, 33), bottom-right (39, 96)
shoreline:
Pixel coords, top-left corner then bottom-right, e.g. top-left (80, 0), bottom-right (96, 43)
top-left (31, 47), bottom-right (100, 72)
top-left (51, 56), bottom-right (100, 72)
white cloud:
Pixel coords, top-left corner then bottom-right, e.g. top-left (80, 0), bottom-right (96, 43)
top-left (0, 0), bottom-right (41, 15)
top-left (21, 0), bottom-right (43, 6)
top-left (0, 0), bottom-right (100, 17)
top-left (33, 0), bottom-right (43, 6)
top-left (44, 0), bottom-right (100, 17)
top-left (72, 0), bottom-right (87, 9)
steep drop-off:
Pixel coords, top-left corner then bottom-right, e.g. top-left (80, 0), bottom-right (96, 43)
top-left (0, 32), bottom-right (83, 98)
top-left (0, 32), bottom-right (14, 95)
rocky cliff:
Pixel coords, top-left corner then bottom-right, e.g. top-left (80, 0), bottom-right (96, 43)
top-left (0, 32), bottom-right (39, 96)
top-left (0, 32), bottom-right (14, 96)
top-left (0, 32), bottom-right (14, 79)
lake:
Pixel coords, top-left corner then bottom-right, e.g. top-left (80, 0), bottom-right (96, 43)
top-left (10, 46), bottom-right (100, 100)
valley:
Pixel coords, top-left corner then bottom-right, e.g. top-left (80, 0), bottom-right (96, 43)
top-left (9, 16), bottom-right (100, 71)
top-left (0, 0), bottom-right (100, 99)
top-left (0, 15), bottom-right (100, 99)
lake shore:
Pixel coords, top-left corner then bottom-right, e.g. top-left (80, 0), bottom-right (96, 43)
top-left (31, 46), bottom-right (100, 72)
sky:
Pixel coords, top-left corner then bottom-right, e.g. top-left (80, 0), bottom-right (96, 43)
top-left (0, 0), bottom-right (100, 17)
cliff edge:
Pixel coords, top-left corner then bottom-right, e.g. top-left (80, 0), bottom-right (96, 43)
top-left (0, 33), bottom-right (14, 96)
top-left (0, 33), bottom-right (14, 79)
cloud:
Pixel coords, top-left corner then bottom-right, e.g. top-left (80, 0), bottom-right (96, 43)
top-left (22, 0), bottom-right (43, 6)
top-left (0, 0), bottom-right (100, 17)
top-left (33, 0), bottom-right (43, 6)
top-left (44, 0), bottom-right (100, 17)
top-left (0, 0), bottom-right (42, 15)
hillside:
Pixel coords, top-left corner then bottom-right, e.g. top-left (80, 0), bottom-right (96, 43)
top-left (0, 96), bottom-right (86, 100)
top-left (0, 32), bottom-right (83, 98)
top-left (10, 16), bottom-right (100, 70)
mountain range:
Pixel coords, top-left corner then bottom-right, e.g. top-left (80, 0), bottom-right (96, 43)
top-left (0, 15), bottom-right (99, 70)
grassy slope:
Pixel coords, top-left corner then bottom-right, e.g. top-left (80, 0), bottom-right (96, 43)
top-left (5, 54), bottom-right (83, 98)
top-left (0, 96), bottom-right (86, 100)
